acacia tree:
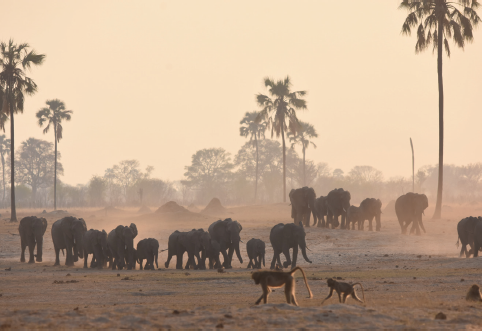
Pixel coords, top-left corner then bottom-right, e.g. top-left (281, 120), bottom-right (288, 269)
top-left (287, 121), bottom-right (318, 187)
top-left (400, 0), bottom-right (480, 219)
top-left (256, 76), bottom-right (307, 202)
top-left (0, 40), bottom-right (45, 221)
top-left (16, 138), bottom-right (63, 207)
top-left (0, 134), bottom-right (10, 208)
top-left (36, 99), bottom-right (73, 210)
top-left (239, 111), bottom-right (266, 202)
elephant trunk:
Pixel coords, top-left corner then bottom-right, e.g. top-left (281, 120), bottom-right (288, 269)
top-left (155, 251), bottom-right (158, 269)
top-left (35, 235), bottom-right (43, 262)
top-left (75, 232), bottom-right (84, 259)
top-left (301, 246), bottom-right (312, 264)
top-left (235, 243), bottom-right (243, 264)
top-left (262, 253), bottom-right (265, 267)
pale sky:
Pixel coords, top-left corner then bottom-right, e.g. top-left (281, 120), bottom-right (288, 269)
top-left (2, 1), bottom-right (481, 185)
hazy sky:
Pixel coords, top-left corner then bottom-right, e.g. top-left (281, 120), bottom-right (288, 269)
top-left (2, 1), bottom-right (481, 186)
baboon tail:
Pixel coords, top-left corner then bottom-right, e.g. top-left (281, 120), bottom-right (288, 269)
top-left (352, 283), bottom-right (365, 304)
top-left (290, 266), bottom-right (313, 299)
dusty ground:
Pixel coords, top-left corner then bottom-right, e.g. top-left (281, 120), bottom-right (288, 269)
top-left (1, 202), bottom-right (482, 329)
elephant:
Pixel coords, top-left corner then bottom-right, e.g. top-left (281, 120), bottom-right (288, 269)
top-left (269, 222), bottom-right (312, 270)
top-left (289, 187), bottom-right (317, 227)
top-left (358, 198), bottom-right (383, 231)
top-left (51, 216), bottom-right (87, 266)
top-left (164, 229), bottom-right (205, 269)
top-left (83, 229), bottom-right (109, 269)
top-left (313, 196), bottom-right (328, 227)
top-left (208, 218), bottom-right (243, 269)
top-left (246, 238), bottom-right (265, 269)
top-left (473, 221), bottom-right (482, 258)
top-left (395, 193), bottom-right (428, 235)
top-left (107, 223), bottom-right (138, 270)
top-left (457, 217), bottom-right (482, 258)
top-left (136, 238), bottom-right (159, 270)
top-left (346, 205), bottom-right (363, 230)
top-left (326, 188), bottom-right (351, 229)
top-left (200, 231), bottom-right (222, 269)
top-left (18, 216), bottom-right (47, 263)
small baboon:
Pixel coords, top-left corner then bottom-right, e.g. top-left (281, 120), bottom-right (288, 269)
top-left (321, 278), bottom-right (365, 304)
top-left (251, 267), bottom-right (313, 306)
top-left (466, 284), bottom-right (482, 302)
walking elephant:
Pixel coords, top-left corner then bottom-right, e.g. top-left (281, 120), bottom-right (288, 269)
top-left (208, 218), bottom-right (243, 269)
top-left (269, 222), bottom-right (312, 270)
top-left (164, 229), bottom-right (205, 269)
top-left (18, 216), bottom-right (47, 263)
top-left (107, 223), bottom-right (138, 270)
top-left (246, 238), bottom-right (265, 269)
top-left (83, 229), bottom-right (109, 269)
top-left (346, 205), bottom-right (363, 230)
top-left (313, 196), bottom-right (329, 227)
top-left (457, 217), bottom-right (482, 258)
top-left (358, 198), bottom-right (383, 231)
top-left (200, 231), bottom-right (222, 269)
top-left (51, 216), bottom-right (87, 266)
top-left (289, 187), bottom-right (317, 227)
top-left (395, 193), bottom-right (428, 235)
top-left (136, 238), bottom-right (159, 270)
top-left (326, 188), bottom-right (351, 229)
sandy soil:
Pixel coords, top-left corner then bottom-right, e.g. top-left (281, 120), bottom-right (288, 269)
top-left (1, 203), bottom-right (482, 329)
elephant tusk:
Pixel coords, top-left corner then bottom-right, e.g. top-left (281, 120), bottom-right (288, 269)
top-left (240, 240), bottom-right (244, 243)
top-left (306, 247), bottom-right (312, 251)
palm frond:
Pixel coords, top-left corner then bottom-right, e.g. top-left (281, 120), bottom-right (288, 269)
top-left (444, 38), bottom-right (451, 56)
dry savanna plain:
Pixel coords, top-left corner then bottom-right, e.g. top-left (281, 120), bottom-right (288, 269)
top-left (1, 202), bottom-right (482, 329)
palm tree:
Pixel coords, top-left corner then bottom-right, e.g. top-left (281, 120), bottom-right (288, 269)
top-left (287, 121), bottom-right (318, 187)
top-left (400, 0), bottom-right (480, 219)
top-left (0, 40), bottom-right (45, 221)
top-left (239, 111), bottom-right (266, 202)
top-left (0, 135), bottom-right (10, 208)
top-left (36, 99), bottom-right (73, 210)
top-left (256, 76), bottom-right (307, 202)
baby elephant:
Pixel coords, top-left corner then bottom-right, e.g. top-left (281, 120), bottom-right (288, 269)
top-left (246, 238), bottom-right (265, 269)
top-left (136, 238), bottom-right (159, 270)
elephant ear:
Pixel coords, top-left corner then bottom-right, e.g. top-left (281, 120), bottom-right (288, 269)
top-left (289, 189), bottom-right (295, 199)
top-left (282, 224), bottom-right (294, 240)
top-left (40, 218), bottom-right (48, 234)
top-left (129, 223), bottom-right (138, 238)
top-left (234, 221), bottom-right (242, 233)
top-left (115, 225), bottom-right (124, 238)
top-left (78, 218), bottom-right (87, 231)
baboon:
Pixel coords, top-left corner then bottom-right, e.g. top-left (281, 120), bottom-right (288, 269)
top-left (466, 284), bottom-right (482, 302)
top-left (251, 267), bottom-right (313, 306)
top-left (321, 278), bottom-right (365, 304)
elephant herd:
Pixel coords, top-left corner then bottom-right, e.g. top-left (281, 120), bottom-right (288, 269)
top-left (18, 216), bottom-right (158, 270)
top-left (289, 187), bottom-right (429, 235)
top-left (18, 215), bottom-right (313, 271)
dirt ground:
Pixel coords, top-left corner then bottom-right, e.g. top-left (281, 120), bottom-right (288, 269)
top-left (1, 202), bottom-right (482, 329)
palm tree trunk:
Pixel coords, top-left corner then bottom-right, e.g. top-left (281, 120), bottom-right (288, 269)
top-left (2, 153), bottom-right (5, 209)
top-left (410, 138), bottom-right (414, 192)
top-left (255, 135), bottom-right (258, 203)
top-left (9, 97), bottom-right (17, 222)
top-left (432, 20), bottom-right (444, 220)
top-left (302, 144), bottom-right (306, 187)
top-left (281, 125), bottom-right (286, 203)
top-left (54, 126), bottom-right (57, 210)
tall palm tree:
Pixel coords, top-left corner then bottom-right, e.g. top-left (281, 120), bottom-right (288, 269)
top-left (256, 76), bottom-right (307, 202)
top-left (0, 135), bottom-right (10, 209)
top-left (0, 40), bottom-right (45, 221)
top-left (287, 121), bottom-right (318, 187)
top-left (400, 0), bottom-right (480, 219)
top-left (239, 111), bottom-right (266, 202)
top-left (36, 99), bottom-right (73, 210)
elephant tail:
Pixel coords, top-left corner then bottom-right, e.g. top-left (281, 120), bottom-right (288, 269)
top-left (456, 237), bottom-right (460, 248)
top-left (155, 251), bottom-right (159, 269)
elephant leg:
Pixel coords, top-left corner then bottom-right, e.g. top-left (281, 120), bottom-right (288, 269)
top-left (247, 259), bottom-right (253, 269)
top-left (296, 210), bottom-right (303, 226)
top-left (341, 214), bottom-right (347, 230)
top-left (28, 241), bottom-right (36, 264)
top-left (376, 216), bottom-right (381, 232)
top-left (165, 251), bottom-right (173, 268)
top-left (291, 246), bottom-right (298, 268)
top-left (270, 251), bottom-right (279, 270)
top-left (226, 246), bottom-right (235, 269)
top-left (20, 235), bottom-right (26, 262)
top-left (474, 240), bottom-right (480, 258)
top-left (305, 211), bottom-right (311, 227)
top-left (317, 215), bottom-right (324, 228)
top-left (84, 252), bottom-right (89, 268)
top-left (176, 251), bottom-right (184, 269)
top-left (282, 245), bottom-right (292, 269)
top-left (368, 217), bottom-right (374, 231)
